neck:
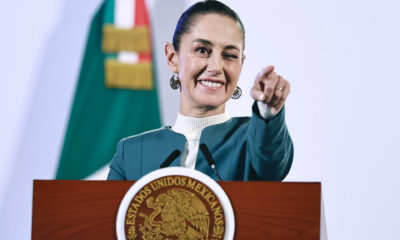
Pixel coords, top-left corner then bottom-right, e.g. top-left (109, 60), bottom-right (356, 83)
top-left (179, 100), bottom-right (226, 117)
top-left (172, 111), bottom-right (231, 140)
top-left (179, 104), bottom-right (226, 117)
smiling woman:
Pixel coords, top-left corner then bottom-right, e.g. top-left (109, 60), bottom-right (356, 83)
top-left (166, 13), bottom-right (244, 117)
top-left (107, 0), bottom-right (294, 181)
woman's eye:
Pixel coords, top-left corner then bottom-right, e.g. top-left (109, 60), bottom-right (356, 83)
top-left (195, 47), bottom-right (210, 55)
top-left (224, 53), bottom-right (238, 59)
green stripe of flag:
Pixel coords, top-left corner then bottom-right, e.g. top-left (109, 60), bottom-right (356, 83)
top-left (56, 0), bottom-right (161, 179)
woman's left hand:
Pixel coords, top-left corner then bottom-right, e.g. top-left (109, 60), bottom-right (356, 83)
top-left (250, 65), bottom-right (290, 114)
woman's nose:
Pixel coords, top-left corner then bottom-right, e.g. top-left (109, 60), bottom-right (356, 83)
top-left (207, 54), bottom-right (223, 76)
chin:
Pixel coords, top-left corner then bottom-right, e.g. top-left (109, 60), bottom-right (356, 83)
top-left (196, 95), bottom-right (228, 108)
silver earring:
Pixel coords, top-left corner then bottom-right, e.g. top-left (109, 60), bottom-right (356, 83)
top-left (170, 73), bottom-right (180, 90)
top-left (231, 86), bottom-right (242, 99)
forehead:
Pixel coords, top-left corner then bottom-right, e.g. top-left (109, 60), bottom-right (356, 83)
top-left (183, 14), bottom-right (243, 49)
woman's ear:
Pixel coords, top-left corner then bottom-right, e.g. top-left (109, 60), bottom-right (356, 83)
top-left (241, 54), bottom-right (246, 66)
top-left (165, 42), bottom-right (179, 73)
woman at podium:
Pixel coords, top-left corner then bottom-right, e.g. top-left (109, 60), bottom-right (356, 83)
top-left (108, 0), bottom-right (293, 181)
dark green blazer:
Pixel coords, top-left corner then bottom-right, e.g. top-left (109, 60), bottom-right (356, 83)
top-left (107, 103), bottom-right (293, 181)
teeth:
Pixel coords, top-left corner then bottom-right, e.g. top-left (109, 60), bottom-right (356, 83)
top-left (200, 80), bottom-right (222, 88)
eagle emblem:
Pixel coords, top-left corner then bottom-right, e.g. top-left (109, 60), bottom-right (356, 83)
top-left (137, 189), bottom-right (210, 240)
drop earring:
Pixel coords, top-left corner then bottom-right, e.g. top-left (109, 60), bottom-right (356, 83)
top-left (170, 73), bottom-right (180, 90)
top-left (231, 86), bottom-right (242, 99)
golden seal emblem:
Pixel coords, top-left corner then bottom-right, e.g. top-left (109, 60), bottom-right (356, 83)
top-left (117, 168), bottom-right (235, 240)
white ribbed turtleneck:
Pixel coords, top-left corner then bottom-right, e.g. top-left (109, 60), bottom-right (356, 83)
top-left (172, 112), bottom-right (231, 169)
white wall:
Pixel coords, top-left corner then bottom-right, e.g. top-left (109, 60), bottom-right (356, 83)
top-left (0, 0), bottom-right (104, 239)
top-left (1, 0), bottom-right (399, 239)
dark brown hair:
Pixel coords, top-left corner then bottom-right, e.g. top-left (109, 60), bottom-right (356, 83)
top-left (172, 0), bottom-right (245, 51)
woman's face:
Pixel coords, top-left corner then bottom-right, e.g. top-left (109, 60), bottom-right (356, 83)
top-left (169, 14), bottom-right (245, 116)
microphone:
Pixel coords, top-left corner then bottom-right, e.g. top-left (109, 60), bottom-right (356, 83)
top-left (160, 150), bottom-right (181, 168)
top-left (199, 144), bottom-right (223, 181)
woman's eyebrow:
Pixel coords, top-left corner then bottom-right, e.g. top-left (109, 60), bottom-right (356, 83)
top-left (192, 38), bottom-right (240, 51)
top-left (224, 45), bottom-right (240, 51)
top-left (192, 38), bottom-right (213, 46)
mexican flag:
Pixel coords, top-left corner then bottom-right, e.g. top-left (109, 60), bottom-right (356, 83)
top-left (56, 0), bottom-right (161, 179)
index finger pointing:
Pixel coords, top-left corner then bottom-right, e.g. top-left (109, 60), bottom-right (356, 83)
top-left (256, 65), bottom-right (275, 83)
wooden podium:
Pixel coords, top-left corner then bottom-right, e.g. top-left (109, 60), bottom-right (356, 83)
top-left (32, 180), bottom-right (326, 239)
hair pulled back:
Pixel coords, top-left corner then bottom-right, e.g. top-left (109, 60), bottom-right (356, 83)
top-left (172, 0), bottom-right (245, 51)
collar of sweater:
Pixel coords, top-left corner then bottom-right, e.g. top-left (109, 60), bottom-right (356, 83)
top-left (172, 112), bottom-right (231, 140)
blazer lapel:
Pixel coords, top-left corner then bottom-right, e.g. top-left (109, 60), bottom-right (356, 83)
top-left (141, 127), bottom-right (187, 174)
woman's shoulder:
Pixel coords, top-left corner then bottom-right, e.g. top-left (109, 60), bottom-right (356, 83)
top-left (201, 116), bottom-right (251, 136)
top-left (225, 116), bottom-right (251, 127)
top-left (231, 116), bottom-right (251, 122)
top-left (119, 126), bottom-right (184, 144)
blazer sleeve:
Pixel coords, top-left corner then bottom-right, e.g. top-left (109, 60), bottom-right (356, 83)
top-left (107, 138), bottom-right (127, 180)
top-left (246, 102), bottom-right (294, 180)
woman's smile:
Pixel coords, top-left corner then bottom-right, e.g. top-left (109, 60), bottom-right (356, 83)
top-left (198, 79), bottom-right (225, 89)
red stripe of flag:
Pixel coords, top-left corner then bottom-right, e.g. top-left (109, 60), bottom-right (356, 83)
top-left (135, 0), bottom-right (152, 62)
